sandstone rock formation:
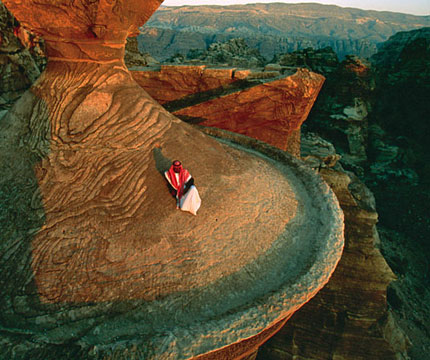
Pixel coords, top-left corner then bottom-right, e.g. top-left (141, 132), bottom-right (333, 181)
top-left (0, 1), bottom-right (344, 359)
top-left (132, 65), bottom-right (240, 105)
top-left (271, 36), bottom-right (429, 359)
top-left (257, 133), bottom-right (409, 360)
top-left (367, 28), bottom-right (430, 359)
top-left (293, 54), bottom-right (374, 177)
top-left (370, 27), bottom-right (430, 162)
top-left (132, 65), bottom-right (324, 156)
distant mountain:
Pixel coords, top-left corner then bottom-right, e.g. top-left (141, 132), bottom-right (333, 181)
top-left (139, 3), bottom-right (430, 61)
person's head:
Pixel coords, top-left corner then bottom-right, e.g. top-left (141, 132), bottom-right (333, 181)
top-left (172, 160), bottom-right (182, 173)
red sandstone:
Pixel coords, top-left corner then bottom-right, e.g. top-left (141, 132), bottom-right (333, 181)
top-left (0, 1), bottom-right (341, 359)
top-left (133, 66), bottom-right (325, 155)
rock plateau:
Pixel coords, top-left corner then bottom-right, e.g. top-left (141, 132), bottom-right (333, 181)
top-left (139, 3), bottom-right (430, 61)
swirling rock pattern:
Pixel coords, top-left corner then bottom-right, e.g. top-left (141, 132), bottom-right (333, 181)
top-left (0, 1), bottom-right (343, 359)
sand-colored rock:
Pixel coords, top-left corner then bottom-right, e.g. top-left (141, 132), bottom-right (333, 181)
top-left (257, 135), bottom-right (408, 360)
top-left (174, 69), bottom-right (324, 155)
top-left (133, 66), bottom-right (324, 156)
top-left (132, 65), bottom-right (238, 104)
top-left (0, 1), bottom-right (343, 359)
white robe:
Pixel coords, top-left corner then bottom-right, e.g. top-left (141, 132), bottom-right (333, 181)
top-left (164, 171), bottom-right (201, 215)
top-left (180, 185), bottom-right (201, 216)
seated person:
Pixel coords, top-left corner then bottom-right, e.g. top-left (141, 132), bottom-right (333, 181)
top-left (164, 160), bottom-right (201, 215)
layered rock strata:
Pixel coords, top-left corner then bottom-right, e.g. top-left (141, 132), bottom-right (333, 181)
top-left (257, 133), bottom-right (409, 360)
top-left (0, 0), bottom-right (343, 359)
top-left (132, 65), bottom-right (325, 156)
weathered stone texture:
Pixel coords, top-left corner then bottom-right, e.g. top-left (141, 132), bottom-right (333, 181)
top-left (0, 1), bottom-right (343, 359)
top-left (257, 135), bottom-right (408, 360)
top-left (174, 69), bottom-right (324, 155)
top-left (132, 65), bottom-right (238, 104)
top-left (133, 66), bottom-right (324, 156)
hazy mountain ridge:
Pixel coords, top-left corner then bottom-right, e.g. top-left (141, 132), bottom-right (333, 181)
top-left (140, 3), bottom-right (430, 61)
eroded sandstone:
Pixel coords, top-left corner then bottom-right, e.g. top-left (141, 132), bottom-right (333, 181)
top-left (257, 133), bottom-right (409, 360)
top-left (132, 65), bottom-right (325, 156)
top-left (0, 1), bottom-right (343, 359)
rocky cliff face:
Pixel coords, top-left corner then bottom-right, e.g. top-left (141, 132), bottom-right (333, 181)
top-left (1, 4), bottom-right (428, 357)
top-left (168, 38), bottom-right (266, 68)
top-left (279, 48), bottom-right (374, 177)
top-left (370, 27), bottom-right (430, 170)
top-left (367, 28), bottom-right (430, 360)
top-left (0, 1), bottom-right (44, 108)
top-left (271, 29), bottom-right (430, 360)
top-left (138, 3), bottom-right (430, 61)
top-left (0, 1), bottom-right (346, 359)
top-left (136, 66), bottom-right (323, 155)
top-left (257, 133), bottom-right (409, 360)
top-left (131, 65), bottom-right (324, 155)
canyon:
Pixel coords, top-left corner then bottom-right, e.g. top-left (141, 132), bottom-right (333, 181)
top-left (0, 1), bottom-right (429, 359)
top-left (139, 3), bottom-right (430, 61)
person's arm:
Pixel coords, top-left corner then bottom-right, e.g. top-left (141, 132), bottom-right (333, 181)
top-left (166, 183), bottom-right (177, 198)
top-left (183, 177), bottom-right (194, 195)
top-left (164, 171), bottom-right (178, 198)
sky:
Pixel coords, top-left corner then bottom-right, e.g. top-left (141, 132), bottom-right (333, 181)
top-left (162, 0), bottom-right (430, 16)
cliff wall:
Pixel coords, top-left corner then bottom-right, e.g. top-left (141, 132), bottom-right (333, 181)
top-left (257, 134), bottom-right (408, 359)
top-left (139, 3), bottom-right (430, 61)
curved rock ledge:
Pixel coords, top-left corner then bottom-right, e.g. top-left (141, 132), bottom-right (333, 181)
top-left (178, 127), bottom-right (345, 359)
top-left (77, 129), bottom-right (345, 359)
top-left (0, 1), bottom-right (343, 358)
top-left (0, 124), bottom-right (343, 359)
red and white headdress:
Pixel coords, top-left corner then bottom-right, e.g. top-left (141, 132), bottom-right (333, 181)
top-left (165, 160), bottom-right (191, 200)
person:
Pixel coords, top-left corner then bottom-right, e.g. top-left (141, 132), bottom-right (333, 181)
top-left (164, 160), bottom-right (201, 215)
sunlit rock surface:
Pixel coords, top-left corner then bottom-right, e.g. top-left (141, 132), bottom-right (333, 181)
top-left (132, 65), bottom-right (324, 156)
top-left (0, 0), bottom-right (343, 359)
